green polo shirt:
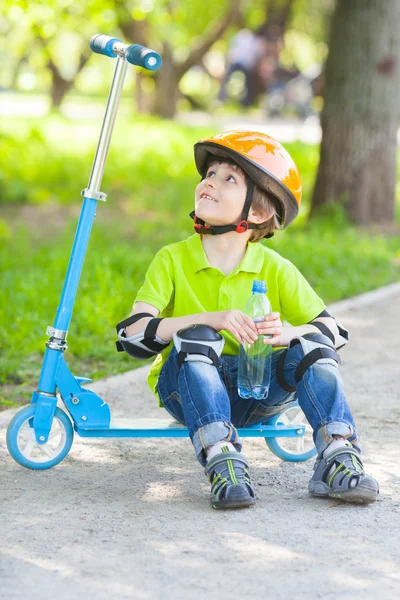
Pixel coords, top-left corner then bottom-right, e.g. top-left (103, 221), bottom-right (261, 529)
top-left (134, 234), bottom-right (326, 406)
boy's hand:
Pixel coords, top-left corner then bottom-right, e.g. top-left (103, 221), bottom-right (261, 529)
top-left (207, 310), bottom-right (259, 345)
top-left (255, 312), bottom-right (283, 346)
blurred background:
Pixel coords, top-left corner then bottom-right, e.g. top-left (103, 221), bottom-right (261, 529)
top-left (1, 0), bottom-right (399, 409)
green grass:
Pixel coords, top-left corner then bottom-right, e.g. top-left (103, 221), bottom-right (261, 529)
top-left (1, 114), bottom-right (399, 410)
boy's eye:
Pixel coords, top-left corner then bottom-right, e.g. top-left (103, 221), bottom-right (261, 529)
top-left (206, 170), bottom-right (236, 182)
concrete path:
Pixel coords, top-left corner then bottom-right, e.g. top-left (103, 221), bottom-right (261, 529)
top-left (1, 283), bottom-right (400, 600)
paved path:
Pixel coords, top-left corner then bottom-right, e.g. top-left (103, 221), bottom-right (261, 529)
top-left (1, 283), bottom-right (400, 600)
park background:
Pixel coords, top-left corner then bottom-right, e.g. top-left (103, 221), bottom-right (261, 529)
top-left (1, 0), bottom-right (399, 410)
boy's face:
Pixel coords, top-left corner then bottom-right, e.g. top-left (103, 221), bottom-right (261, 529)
top-left (194, 161), bottom-right (247, 226)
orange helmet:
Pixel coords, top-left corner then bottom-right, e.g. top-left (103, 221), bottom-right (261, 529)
top-left (192, 130), bottom-right (302, 235)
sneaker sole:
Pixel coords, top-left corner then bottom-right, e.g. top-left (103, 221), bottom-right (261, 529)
top-left (212, 497), bottom-right (256, 510)
top-left (327, 489), bottom-right (378, 504)
top-left (309, 481), bottom-right (378, 505)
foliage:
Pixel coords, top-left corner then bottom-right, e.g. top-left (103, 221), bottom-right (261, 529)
top-left (0, 114), bottom-right (212, 206)
top-left (0, 0), bottom-right (333, 109)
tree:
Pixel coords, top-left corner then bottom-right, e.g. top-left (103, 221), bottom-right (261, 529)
top-left (1, 0), bottom-right (332, 115)
top-left (1, 0), bottom-right (115, 109)
top-left (310, 0), bottom-right (400, 225)
top-left (35, 29), bottom-right (91, 108)
top-left (114, 0), bottom-right (243, 119)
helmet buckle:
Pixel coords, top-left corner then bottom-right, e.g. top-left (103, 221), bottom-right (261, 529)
top-left (194, 223), bottom-right (210, 232)
top-left (235, 220), bottom-right (248, 233)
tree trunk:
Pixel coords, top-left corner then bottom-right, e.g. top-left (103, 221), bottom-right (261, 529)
top-left (42, 47), bottom-right (90, 110)
top-left (114, 3), bottom-right (152, 114)
top-left (34, 29), bottom-right (91, 111)
top-left (50, 71), bottom-right (74, 108)
top-left (135, 72), bottom-right (155, 114)
top-left (310, 0), bottom-right (400, 225)
top-left (9, 55), bottom-right (27, 89)
top-left (153, 43), bottom-right (181, 119)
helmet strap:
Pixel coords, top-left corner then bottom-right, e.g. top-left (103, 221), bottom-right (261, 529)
top-left (236, 179), bottom-right (254, 233)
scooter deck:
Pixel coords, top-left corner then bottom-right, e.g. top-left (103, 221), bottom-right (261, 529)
top-left (75, 417), bottom-right (305, 438)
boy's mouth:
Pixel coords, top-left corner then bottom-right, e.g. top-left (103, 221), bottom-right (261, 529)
top-left (200, 193), bottom-right (218, 202)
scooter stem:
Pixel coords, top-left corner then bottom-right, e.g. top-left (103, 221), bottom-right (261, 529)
top-left (88, 57), bottom-right (128, 193)
top-left (52, 56), bottom-right (128, 334)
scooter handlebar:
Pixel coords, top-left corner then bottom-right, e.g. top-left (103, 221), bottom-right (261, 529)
top-left (125, 44), bottom-right (162, 71)
top-left (90, 35), bottom-right (122, 57)
top-left (90, 34), bottom-right (162, 71)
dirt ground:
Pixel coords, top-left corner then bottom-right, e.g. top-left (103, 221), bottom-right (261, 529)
top-left (1, 283), bottom-right (400, 600)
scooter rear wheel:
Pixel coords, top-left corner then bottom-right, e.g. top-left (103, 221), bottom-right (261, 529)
top-left (265, 402), bottom-right (317, 462)
top-left (7, 405), bottom-right (74, 470)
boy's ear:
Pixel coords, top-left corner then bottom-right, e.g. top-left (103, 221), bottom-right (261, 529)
top-left (248, 207), bottom-right (271, 224)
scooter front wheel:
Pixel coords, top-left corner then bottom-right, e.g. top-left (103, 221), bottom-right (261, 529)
top-left (7, 405), bottom-right (74, 470)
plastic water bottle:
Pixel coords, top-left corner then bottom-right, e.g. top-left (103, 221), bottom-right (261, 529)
top-left (238, 280), bottom-right (272, 400)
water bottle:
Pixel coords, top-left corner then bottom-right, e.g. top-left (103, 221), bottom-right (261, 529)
top-left (238, 280), bottom-right (272, 400)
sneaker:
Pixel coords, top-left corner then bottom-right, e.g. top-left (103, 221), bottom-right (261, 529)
top-left (205, 447), bottom-right (256, 510)
top-left (308, 445), bottom-right (379, 504)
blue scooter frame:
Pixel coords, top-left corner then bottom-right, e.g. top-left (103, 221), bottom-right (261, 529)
top-left (7, 35), bottom-right (316, 470)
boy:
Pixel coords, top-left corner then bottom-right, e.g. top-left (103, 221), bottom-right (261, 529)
top-left (117, 130), bottom-right (379, 510)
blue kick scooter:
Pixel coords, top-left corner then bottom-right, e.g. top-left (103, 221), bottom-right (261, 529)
top-left (6, 34), bottom-right (316, 470)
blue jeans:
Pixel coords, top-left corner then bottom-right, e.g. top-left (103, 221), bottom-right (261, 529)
top-left (157, 344), bottom-right (360, 467)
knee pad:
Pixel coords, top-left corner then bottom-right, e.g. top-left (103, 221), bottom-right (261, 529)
top-left (173, 324), bottom-right (225, 370)
top-left (276, 332), bottom-right (341, 393)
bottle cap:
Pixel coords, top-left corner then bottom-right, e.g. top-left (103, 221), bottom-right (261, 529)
top-left (252, 280), bottom-right (267, 293)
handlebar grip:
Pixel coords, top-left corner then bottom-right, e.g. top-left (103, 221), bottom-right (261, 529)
top-left (125, 44), bottom-right (162, 71)
top-left (90, 34), bottom-right (121, 58)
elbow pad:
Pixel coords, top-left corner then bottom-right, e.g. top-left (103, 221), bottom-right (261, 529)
top-left (308, 312), bottom-right (349, 350)
top-left (116, 312), bottom-right (170, 359)
top-left (333, 317), bottom-right (349, 349)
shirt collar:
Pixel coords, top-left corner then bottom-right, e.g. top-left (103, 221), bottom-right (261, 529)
top-left (186, 234), bottom-right (264, 275)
